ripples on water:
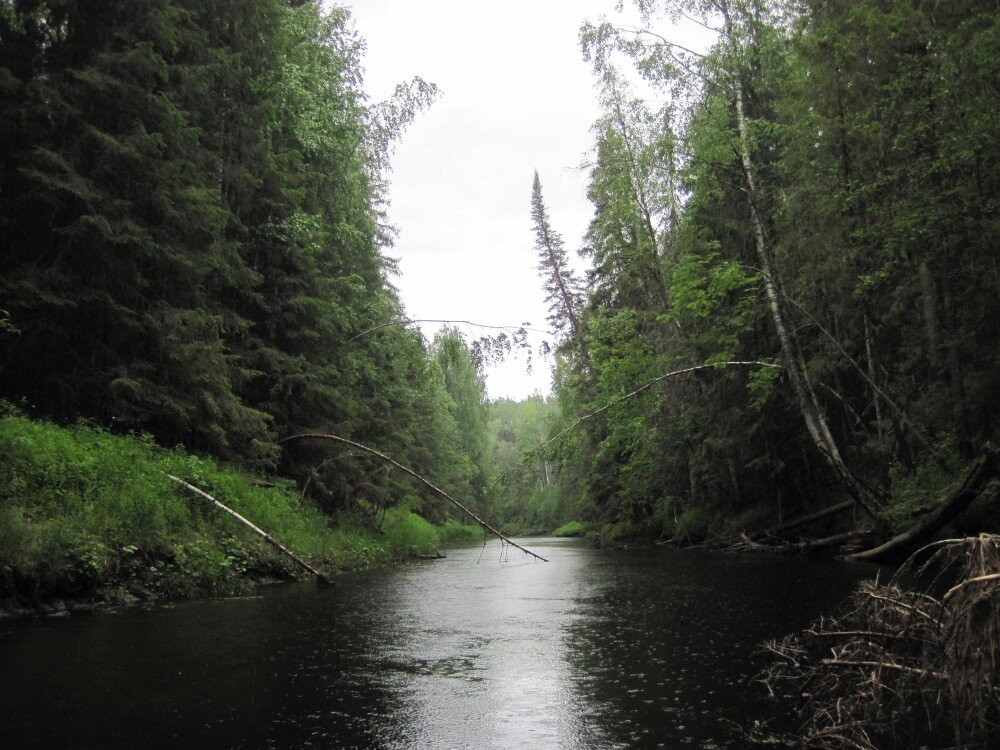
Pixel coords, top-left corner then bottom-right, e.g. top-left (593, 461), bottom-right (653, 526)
top-left (0, 538), bottom-right (870, 748)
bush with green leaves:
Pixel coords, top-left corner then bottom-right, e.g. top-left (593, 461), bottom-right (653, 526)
top-left (552, 521), bottom-right (589, 537)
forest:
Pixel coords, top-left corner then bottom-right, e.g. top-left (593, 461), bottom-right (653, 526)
top-left (1, 0), bottom-right (998, 747)
top-left (0, 0), bottom-right (501, 604)
top-left (2, 0), bottom-right (999, 587)
top-left (529, 0), bottom-right (1000, 551)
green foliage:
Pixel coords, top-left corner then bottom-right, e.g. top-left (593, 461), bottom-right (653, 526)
top-left (381, 508), bottom-right (442, 556)
top-left (551, 521), bottom-right (589, 537)
top-left (381, 507), bottom-right (482, 554)
top-left (717, 504), bottom-right (775, 537)
top-left (429, 328), bottom-right (493, 505)
top-left (535, 0), bottom-right (1000, 545)
top-left (0, 414), bottom-right (400, 600)
top-left (438, 517), bottom-right (485, 543)
top-left (883, 447), bottom-right (964, 533)
top-left (0, 1), bottom-right (489, 546)
top-left (674, 507), bottom-right (714, 543)
top-left (487, 395), bottom-right (571, 531)
top-left (669, 250), bottom-right (760, 362)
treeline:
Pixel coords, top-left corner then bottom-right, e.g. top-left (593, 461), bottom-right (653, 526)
top-left (487, 395), bottom-right (564, 530)
top-left (533, 0), bottom-right (1000, 539)
top-left (0, 1), bottom-right (488, 521)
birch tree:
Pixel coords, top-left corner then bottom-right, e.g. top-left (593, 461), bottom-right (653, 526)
top-left (583, 0), bottom-right (882, 518)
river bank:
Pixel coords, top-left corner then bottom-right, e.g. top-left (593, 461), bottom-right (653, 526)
top-left (0, 413), bottom-right (481, 620)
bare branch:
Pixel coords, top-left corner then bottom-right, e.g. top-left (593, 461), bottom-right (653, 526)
top-left (536, 360), bottom-right (782, 454)
top-left (279, 433), bottom-right (549, 563)
top-left (348, 318), bottom-right (552, 343)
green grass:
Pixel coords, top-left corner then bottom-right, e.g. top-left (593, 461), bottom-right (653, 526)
top-left (439, 516), bottom-right (486, 543)
top-left (382, 508), bottom-right (441, 555)
top-left (0, 414), bottom-right (468, 607)
top-left (551, 520), bottom-right (588, 537)
top-left (382, 509), bottom-right (484, 554)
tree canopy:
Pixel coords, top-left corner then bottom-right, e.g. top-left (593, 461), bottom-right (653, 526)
top-left (537, 0), bottom-right (1000, 540)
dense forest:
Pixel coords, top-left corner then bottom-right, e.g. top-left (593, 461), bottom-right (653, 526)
top-left (0, 0), bottom-right (503, 604)
top-left (0, 0), bottom-right (496, 520)
top-left (2, 0), bottom-right (999, 589)
top-left (526, 0), bottom-right (1000, 547)
top-left (2, 2), bottom-right (997, 746)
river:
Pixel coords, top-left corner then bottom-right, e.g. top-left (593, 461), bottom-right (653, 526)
top-left (0, 537), bottom-right (872, 749)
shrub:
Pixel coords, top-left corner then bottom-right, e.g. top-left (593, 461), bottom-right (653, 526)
top-left (438, 517), bottom-right (484, 543)
top-left (382, 507), bottom-right (441, 555)
top-left (675, 506), bottom-right (713, 542)
top-left (551, 520), bottom-right (588, 537)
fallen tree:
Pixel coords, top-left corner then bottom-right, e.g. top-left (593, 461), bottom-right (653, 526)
top-left (847, 446), bottom-right (999, 563)
top-left (706, 447), bottom-right (998, 561)
top-left (279, 433), bottom-right (549, 563)
top-left (167, 474), bottom-right (335, 585)
top-left (748, 500), bottom-right (855, 541)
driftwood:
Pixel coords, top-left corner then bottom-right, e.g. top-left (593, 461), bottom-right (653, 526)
top-left (279, 433), bottom-right (549, 563)
top-left (847, 446), bottom-right (998, 563)
top-left (710, 529), bottom-right (871, 556)
top-left (749, 499), bottom-right (855, 540)
top-left (167, 474), bottom-right (334, 585)
top-left (724, 447), bottom-right (997, 561)
top-left (756, 535), bottom-right (1000, 749)
top-left (775, 530), bottom-right (874, 555)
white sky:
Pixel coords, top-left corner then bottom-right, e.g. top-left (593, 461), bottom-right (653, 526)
top-left (350, 0), bottom-right (635, 400)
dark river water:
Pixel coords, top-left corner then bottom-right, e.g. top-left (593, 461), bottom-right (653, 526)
top-left (0, 538), bottom-right (873, 749)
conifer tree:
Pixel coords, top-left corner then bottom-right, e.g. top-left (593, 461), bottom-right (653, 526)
top-left (530, 171), bottom-right (588, 367)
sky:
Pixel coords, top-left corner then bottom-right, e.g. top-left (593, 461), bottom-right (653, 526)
top-left (349, 0), bottom-right (641, 400)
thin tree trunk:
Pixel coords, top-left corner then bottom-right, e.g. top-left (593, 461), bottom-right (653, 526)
top-left (279, 433), bottom-right (549, 563)
top-left (724, 22), bottom-right (878, 520)
top-left (749, 499), bottom-right (855, 540)
top-left (778, 530), bottom-right (874, 555)
top-left (919, 262), bottom-right (943, 368)
top-left (863, 313), bottom-right (885, 443)
top-left (167, 474), bottom-right (334, 584)
top-left (611, 105), bottom-right (672, 311)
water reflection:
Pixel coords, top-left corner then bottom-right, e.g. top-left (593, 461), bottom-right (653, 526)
top-left (359, 539), bottom-right (607, 749)
top-left (0, 538), bottom-right (870, 749)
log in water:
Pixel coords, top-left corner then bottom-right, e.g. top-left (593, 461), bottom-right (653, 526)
top-left (0, 538), bottom-right (871, 749)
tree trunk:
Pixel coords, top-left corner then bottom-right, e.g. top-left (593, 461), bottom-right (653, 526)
top-left (167, 475), bottom-right (334, 585)
top-left (863, 313), bottom-right (885, 444)
top-left (847, 447), bottom-right (998, 562)
top-left (919, 261), bottom-right (943, 368)
top-left (778, 530), bottom-right (874, 555)
top-left (749, 499), bottom-right (855, 540)
top-left (729, 60), bottom-right (878, 521)
top-left (279, 433), bottom-right (549, 563)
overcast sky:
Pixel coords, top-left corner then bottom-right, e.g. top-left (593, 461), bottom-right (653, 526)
top-left (349, 0), bottom-right (642, 400)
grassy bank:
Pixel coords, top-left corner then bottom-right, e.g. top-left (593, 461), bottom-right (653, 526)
top-left (0, 414), bottom-right (480, 616)
top-left (551, 520), bottom-right (590, 538)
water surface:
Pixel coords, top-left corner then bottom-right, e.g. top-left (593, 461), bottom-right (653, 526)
top-left (0, 538), bottom-right (871, 748)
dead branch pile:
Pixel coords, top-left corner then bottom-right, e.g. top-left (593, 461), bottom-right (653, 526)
top-left (756, 535), bottom-right (1000, 749)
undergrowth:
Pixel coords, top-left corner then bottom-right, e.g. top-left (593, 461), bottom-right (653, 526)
top-left (551, 520), bottom-right (589, 537)
top-left (381, 508), bottom-right (482, 554)
top-left (0, 414), bottom-right (476, 609)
